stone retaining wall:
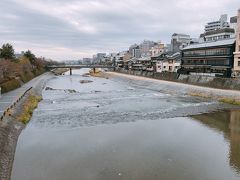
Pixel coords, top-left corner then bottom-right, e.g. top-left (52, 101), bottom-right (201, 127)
top-left (116, 69), bottom-right (240, 91)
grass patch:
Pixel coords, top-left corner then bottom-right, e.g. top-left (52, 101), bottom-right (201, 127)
top-left (189, 91), bottom-right (240, 106)
top-left (188, 92), bottom-right (211, 99)
top-left (18, 95), bottom-right (42, 124)
top-left (0, 79), bottom-right (21, 93)
top-left (218, 98), bottom-right (240, 106)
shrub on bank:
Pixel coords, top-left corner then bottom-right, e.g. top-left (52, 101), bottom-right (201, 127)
top-left (20, 71), bottom-right (35, 83)
top-left (0, 79), bottom-right (21, 93)
top-left (0, 69), bottom-right (46, 94)
top-left (32, 68), bottom-right (44, 76)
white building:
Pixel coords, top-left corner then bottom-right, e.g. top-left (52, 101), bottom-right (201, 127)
top-left (205, 14), bottom-right (230, 32)
top-left (92, 53), bottom-right (106, 64)
top-left (155, 52), bottom-right (181, 73)
top-left (233, 9), bottom-right (240, 77)
top-left (200, 28), bottom-right (235, 42)
top-left (171, 33), bottom-right (191, 53)
top-left (156, 60), bottom-right (180, 73)
top-left (150, 42), bottom-right (165, 57)
top-left (200, 14), bottom-right (235, 42)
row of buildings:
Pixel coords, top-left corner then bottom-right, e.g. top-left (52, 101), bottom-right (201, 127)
top-left (80, 9), bottom-right (240, 78)
top-left (181, 12), bottom-right (240, 78)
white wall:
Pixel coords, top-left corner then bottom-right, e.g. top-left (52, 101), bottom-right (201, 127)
top-left (156, 61), bottom-right (180, 73)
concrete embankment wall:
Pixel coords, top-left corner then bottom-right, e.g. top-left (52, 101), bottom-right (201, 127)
top-left (116, 69), bottom-right (240, 91)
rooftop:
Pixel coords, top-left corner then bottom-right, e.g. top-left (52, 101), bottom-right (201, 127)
top-left (172, 33), bottom-right (190, 37)
top-left (182, 38), bottom-right (235, 50)
top-left (200, 28), bottom-right (235, 37)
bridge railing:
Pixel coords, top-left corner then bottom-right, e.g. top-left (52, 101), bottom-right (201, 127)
top-left (48, 64), bottom-right (116, 68)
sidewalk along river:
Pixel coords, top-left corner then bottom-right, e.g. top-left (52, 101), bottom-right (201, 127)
top-left (12, 69), bottom-right (240, 180)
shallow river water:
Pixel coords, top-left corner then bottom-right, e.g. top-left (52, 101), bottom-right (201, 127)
top-left (12, 69), bottom-right (240, 180)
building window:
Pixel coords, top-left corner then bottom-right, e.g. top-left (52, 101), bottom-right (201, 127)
top-left (238, 61), bottom-right (240, 67)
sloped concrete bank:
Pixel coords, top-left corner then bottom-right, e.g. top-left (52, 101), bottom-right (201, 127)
top-left (0, 111), bottom-right (25, 180)
top-left (0, 73), bottom-right (54, 180)
top-left (116, 69), bottom-right (240, 91)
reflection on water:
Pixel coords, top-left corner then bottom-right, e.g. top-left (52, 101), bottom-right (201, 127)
top-left (192, 110), bottom-right (240, 173)
top-left (229, 111), bottom-right (240, 173)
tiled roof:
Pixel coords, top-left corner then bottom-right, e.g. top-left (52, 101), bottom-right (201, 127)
top-left (182, 38), bottom-right (235, 50)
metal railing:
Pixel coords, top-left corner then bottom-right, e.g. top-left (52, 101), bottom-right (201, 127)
top-left (0, 87), bottom-right (33, 121)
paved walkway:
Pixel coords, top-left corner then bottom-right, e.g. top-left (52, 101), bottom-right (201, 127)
top-left (0, 72), bottom-right (52, 118)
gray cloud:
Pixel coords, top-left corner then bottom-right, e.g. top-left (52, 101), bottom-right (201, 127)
top-left (0, 0), bottom-right (239, 60)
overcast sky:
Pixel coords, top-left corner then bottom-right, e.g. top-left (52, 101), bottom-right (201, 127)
top-left (0, 0), bottom-right (239, 60)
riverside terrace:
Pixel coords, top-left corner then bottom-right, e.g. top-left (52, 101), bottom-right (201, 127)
top-left (48, 64), bottom-right (116, 75)
top-left (180, 38), bottom-right (235, 77)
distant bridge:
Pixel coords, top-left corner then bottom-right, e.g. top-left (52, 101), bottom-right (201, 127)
top-left (48, 64), bottom-right (116, 75)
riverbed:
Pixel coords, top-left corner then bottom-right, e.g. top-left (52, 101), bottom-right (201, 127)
top-left (12, 69), bottom-right (240, 180)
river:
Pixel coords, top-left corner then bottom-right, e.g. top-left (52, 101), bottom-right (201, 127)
top-left (12, 69), bottom-right (240, 180)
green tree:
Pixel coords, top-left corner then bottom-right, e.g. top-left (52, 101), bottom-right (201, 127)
top-left (24, 50), bottom-right (36, 65)
top-left (0, 43), bottom-right (15, 59)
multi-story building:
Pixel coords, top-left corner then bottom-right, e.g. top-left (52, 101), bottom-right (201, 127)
top-left (233, 9), bottom-right (240, 77)
top-left (139, 40), bottom-right (156, 56)
top-left (180, 38), bottom-right (236, 77)
top-left (108, 53), bottom-right (117, 63)
top-left (92, 53), bottom-right (106, 64)
top-left (133, 47), bottom-right (141, 58)
top-left (171, 33), bottom-right (191, 53)
top-left (129, 44), bottom-right (138, 55)
top-left (129, 44), bottom-right (141, 58)
top-left (200, 14), bottom-right (236, 42)
top-left (122, 52), bottom-right (132, 69)
top-left (204, 14), bottom-right (230, 32)
top-left (152, 52), bottom-right (181, 73)
top-left (115, 51), bottom-right (132, 69)
top-left (150, 42), bottom-right (165, 57)
top-left (200, 28), bottom-right (235, 42)
top-left (82, 58), bottom-right (92, 64)
top-left (131, 57), bottom-right (152, 71)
